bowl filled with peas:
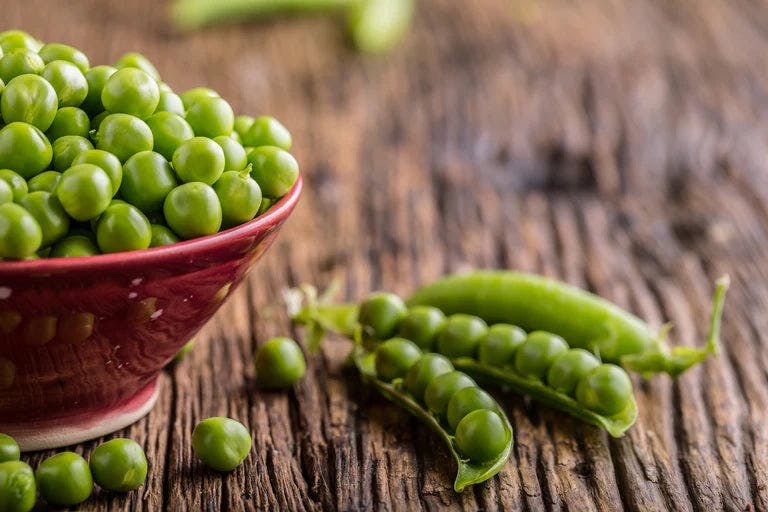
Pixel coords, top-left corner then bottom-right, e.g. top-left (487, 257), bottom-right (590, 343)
top-left (0, 30), bottom-right (302, 451)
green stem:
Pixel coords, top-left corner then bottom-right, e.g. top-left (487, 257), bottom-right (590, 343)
top-left (621, 275), bottom-right (730, 377)
top-left (171, 0), bottom-right (357, 30)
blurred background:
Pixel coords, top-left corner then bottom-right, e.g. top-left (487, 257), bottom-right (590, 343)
top-left (4, 0), bottom-right (767, 510)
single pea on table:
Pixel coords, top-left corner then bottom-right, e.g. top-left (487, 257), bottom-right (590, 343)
top-left (0, 28), bottom-right (300, 261)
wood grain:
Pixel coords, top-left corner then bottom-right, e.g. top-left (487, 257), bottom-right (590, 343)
top-left (4, 0), bottom-right (767, 509)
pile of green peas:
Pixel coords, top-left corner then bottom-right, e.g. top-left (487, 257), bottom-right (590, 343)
top-left (0, 433), bottom-right (147, 511)
top-left (0, 29), bottom-right (299, 260)
top-left (359, 292), bottom-right (635, 419)
top-left (372, 337), bottom-right (511, 463)
top-left (0, 414), bottom-right (251, 510)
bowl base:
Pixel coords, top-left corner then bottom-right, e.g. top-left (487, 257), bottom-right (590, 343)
top-left (2, 378), bottom-right (159, 452)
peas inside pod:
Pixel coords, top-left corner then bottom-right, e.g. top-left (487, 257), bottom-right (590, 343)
top-left (0, 29), bottom-right (300, 261)
top-left (289, 272), bottom-right (729, 444)
top-left (359, 339), bottom-right (513, 491)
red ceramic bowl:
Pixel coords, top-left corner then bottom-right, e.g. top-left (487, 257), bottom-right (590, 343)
top-left (0, 176), bottom-right (302, 451)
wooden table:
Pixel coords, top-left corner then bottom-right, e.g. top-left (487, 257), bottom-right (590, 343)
top-left (6, 0), bottom-right (767, 509)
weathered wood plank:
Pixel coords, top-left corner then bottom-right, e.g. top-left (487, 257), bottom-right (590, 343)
top-left (4, 0), bottom-right (767, 509)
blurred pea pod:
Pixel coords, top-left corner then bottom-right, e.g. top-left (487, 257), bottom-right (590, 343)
top-left (170, 0), bottom-right (415, 54)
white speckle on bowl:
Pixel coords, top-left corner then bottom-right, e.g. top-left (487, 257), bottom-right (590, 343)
top-left (0, 287), bottom-right (12, 300)
top-left (150, 309), bottom-right (164, 320)
top-left (131, 278), bottom-right (143, 286)
top-left (128, 292), bottom-right (138, 299)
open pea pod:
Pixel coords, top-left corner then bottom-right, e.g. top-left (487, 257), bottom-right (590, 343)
top-left (451, 358), bottom-right (637, 438)
top-left (352, 346), bottom-right (513, 492)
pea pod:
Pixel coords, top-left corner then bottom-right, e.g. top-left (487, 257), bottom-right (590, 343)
top-left (407, 272), bottom-right (729, 377)
top-left (170, 0), bottom-right (413, 54)
top-left (353, 343), bottom-right (513, 492)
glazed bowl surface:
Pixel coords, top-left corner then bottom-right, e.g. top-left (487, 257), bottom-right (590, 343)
top-left (0, 176), bottom-right (302, 451)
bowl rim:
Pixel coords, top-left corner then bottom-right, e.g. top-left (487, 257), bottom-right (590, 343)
top-left (0, 173), bottom-right (303, 274)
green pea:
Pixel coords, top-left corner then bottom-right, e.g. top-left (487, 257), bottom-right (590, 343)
top-left (72, 149), bottom-right (123, 195)
top-left (233, 114), bottom-right (255, 138)
top-left (514, 331), bottom-right (569, 380)
top-left (27, 171), bottom-right (60, 194)
top-left (0, 74), bottom-right (58, 130)
top-left (0, 122), bottom-right (52, 178)
top-left (435, 314), bottom-right (488, 359)
top-left (35, 452), bottom-right (93, 506)
top-left (454, 409), bottom-right (508, 463)
top-left (230, 130), bottom-right (242, 144)
top-left (95, 113), bottom-right (154, 162)
top-left (254, 337), bottom-right (307, 388)
top-left (0, 30), bottom-right (43, 53)
top-left (81, 65), bottom-right (117, 115)
top-left (0, 434), bottom-right (19, 463)
top-left (172, 136), bottom-right (225, 184)
top-left (248, 146), bottom-right (299, 199)
top-left (0, 461), bottom-right (35, 512)
top-left (446, 386), bottom-right (496, 432)
top-left (52, 135), bottom-right (93, 171)
top-left (192, 417), bottom-right (251, 472)
top-left (179, 86), bottom-right (219, 109)
top-left (163, 182), bottom-right (222, 239)
top-left (115, 52), bottom-right (160, 80)
top-left (358, 292), bottom-right (408, 340)
top-left (50, 235), bottom-right (99, 257)
top-left (213, 135), bottom-right (248, 171)
top-left (374, 337), bottom-right (422, 381)
top-left (18, 191), bottom-right (69, 247)
top-left (403, 353), bottom-right (453, 402)
top-left (46, 106), bottom-right (90, 140)
top-left (41, 60), bottom-right (89, 107)
top-left (0, 203), bottom-right (42, 258)
top-left (56, 163), bottom-right (112, 221)
top-left (121, 151), bottom-right (177, 213)
top-left (256, 197), bottom-right (272, 216)
top-left (576, 364), bottom-right (633, 416)
top-left (424, 370), bottom-right (475, 419)
top-left (150, 224), bottom-right (180, 247)
top-left (213, 170), bottom-right (262, 227)
top-left (0, 169), bottom-right (27, 201)
top-left (65, 226), bottom-right (97, 241)
top-left (101, 67), bottom-right (160, 118)
top-left (96, 202), bottom-right (152, 253)
top-left (242, 115), bottom-right (292, 150)
top-left (0, 180), bottom-right (12, 205)
top-left (38, 43), bottom-right (90, 73)
top-left (546, 348), bottom-right (601, 396)
top-left (477, 324), bottom-right (527, 367)
top-left (154, 91), bottom-right (185, 116)
top-left (90, 110), bottom-right (110, 132)
top-left (89, 438), bottom-right (148, 492)
top-left (394, 306), bottom-right (445, 351)
top-left (0, 49), bottom-right (44, 83)
top-left (185, 96), bottom-right (234, 137)
top-left (144, 111), bottom-right (193, 161)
